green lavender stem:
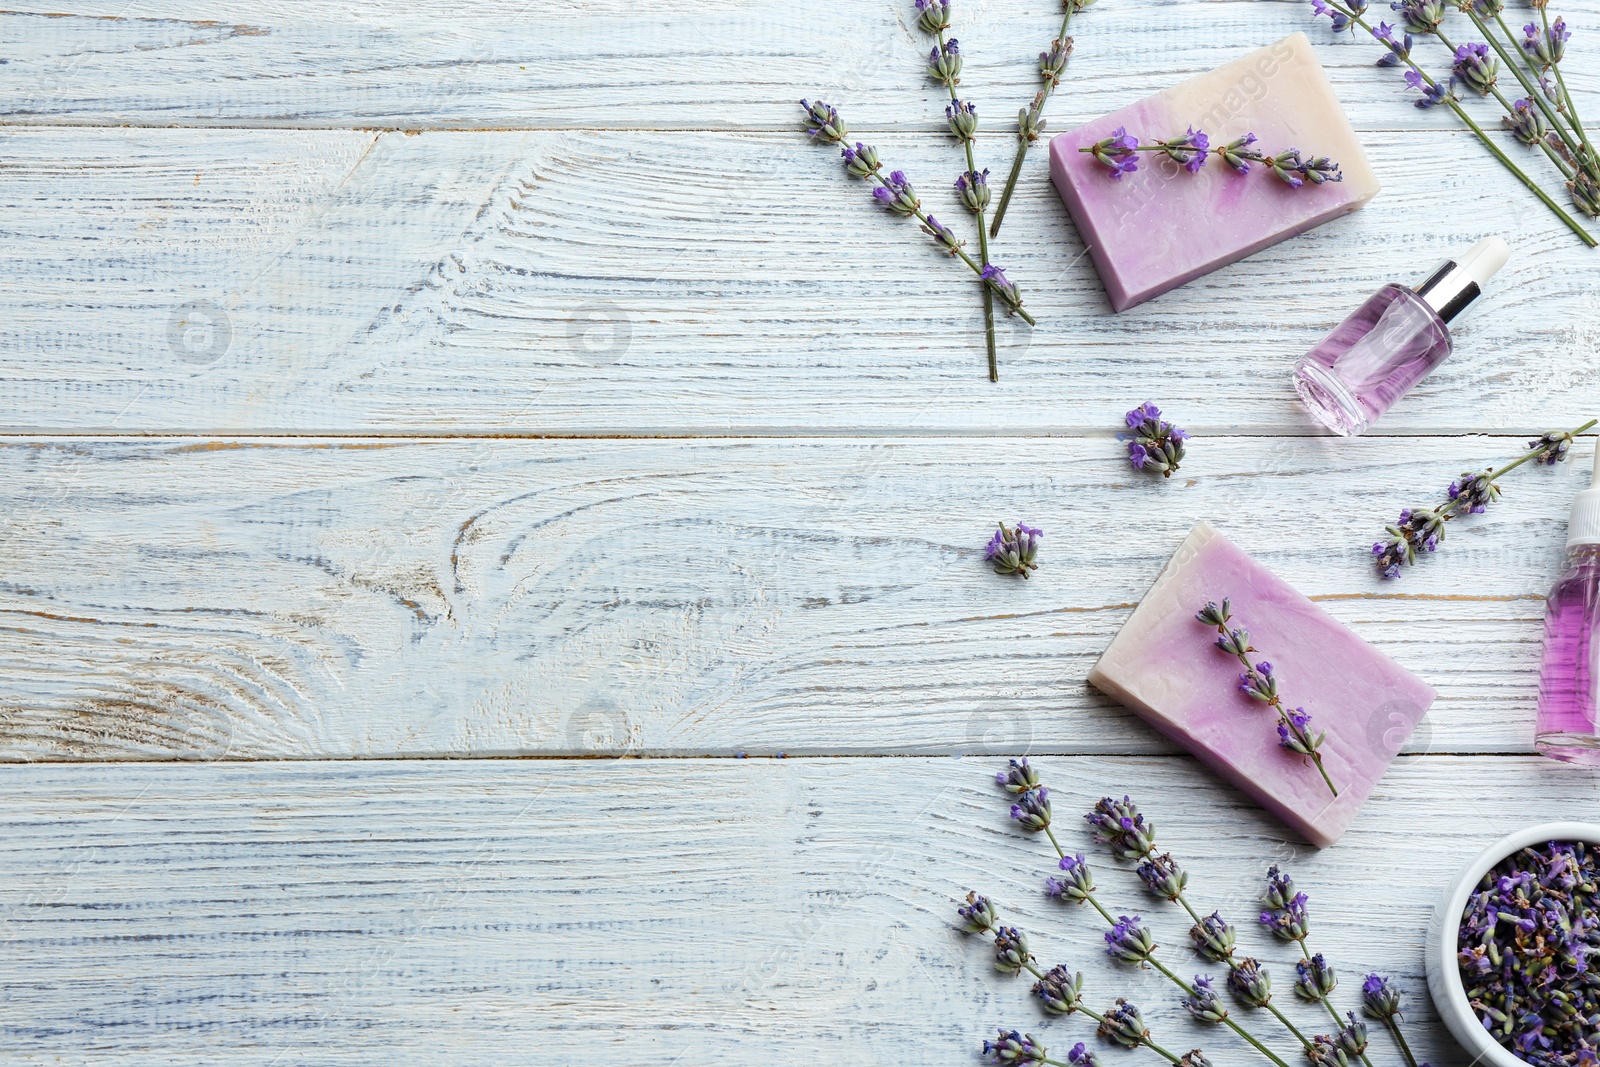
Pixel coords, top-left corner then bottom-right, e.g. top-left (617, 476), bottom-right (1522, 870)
top-left (990, 4), bottom-right (1079, 236)
top-left (861, 167), bottom-right (1036, 325)
top-left (1323, 0), bottom-right (1596, 246)
top-left (1383, 1015), bottom-right (1421, 1067)
top-left (1541, 5), bottom-right (1595, 173)
top-left (935, 26), bottom-right (999, 382)
top-left (1040, 828), bottom-right (1300, 1067)
top-left (1445, 418), bottom-right (1600, 515)
top-left (1434, 23), bottom-right (1582, 182)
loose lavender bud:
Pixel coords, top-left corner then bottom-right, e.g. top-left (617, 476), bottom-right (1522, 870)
top-left (1099, 999), bottom-right (1150, 1048)
top-left (928, 38), bottom-right (962, 86)
top-left (1047, 853), bottom-right (1097, 903)
top-left (1010, 787), bottom-right (1052, 831)
top-left (946, 99), bottom-right (979, 141)
top-left (1189, 912), bottom-right (1237, 962)
top-left (1183, 975), bottom-right (1230, 1024)
top-left (1504, 97), bottom-right (1548, 145)
top-left (1228, 957), bottom-right (1274, 1007)
top-left (1391, 0), bottom-right (1446, 34)
top-left (1085, 795), bottom-right (1155, 859)
top-left (1033, 964), bottom-right (1086, 1013)
top-left (1124, 402), bottom-right (1188, 477)
top-left (1522, 17), bottom-right (1570, 68)
top-left (959, 890), bottom-right (999, 933)
top-left (1295, 954), bottom-right (1338, 1000)
top-left (801, 99), bottom-right (848, 142)
top-left (1360, 974), bottom-right (1403, 1021)
top-left (1373, 21), bottom-right (1414, 66)
top-left (994, 926), bottom-right (1032, 975)
top-left (1335, 1012), bottom-right (1369, 1057)
top-left (1068, 1042), bottom-right (1102, 1067)
top-left (1452, 43), bottom-right (1499, 95)
top-left (1087, 127), bottom-right (1139, 179)
top-left (920, 214), bottom-right (964, 254)
top-left (996, 757), bottom-right (1041, 794)
top-left (1157, 127), bottom-right (1210, 173)
top-left (1040, 38), bottom-right (1073, 85)
top-left (915, 0), bottom-right (953, 33)
top-left (981, 265), bottom-right (1026, 316)
top-left (986, 521), bottom-right (1041, 577)
top-left (871, 170), bottom-right (921, 216)
top-left (1104, 914), bottom-right (1158, 965)
top-left (984, 1029), bottom-right (1047, 1067)
top-left (957, 168), bottom-right (991, 213)
top-left (1137, 853), bottom-right (1188, 901)
top-left (841, 141), bottom-right (881, 178)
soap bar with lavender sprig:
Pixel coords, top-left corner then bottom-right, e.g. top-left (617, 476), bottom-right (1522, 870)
top-left (1087, 522), bottom-right (1434, 848)
top-left (1049, 32), bottom-right (1380, 312)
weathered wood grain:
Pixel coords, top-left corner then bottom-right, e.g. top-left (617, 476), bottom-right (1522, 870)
top-left (1, 0), bottom-right (1595, 132)
top-left (0, 435), bottom-right (1581, 761)
top-left (0, 754), bottom-right (1590, 1064)
top-left (1, 128), bottom-right (1594, 436)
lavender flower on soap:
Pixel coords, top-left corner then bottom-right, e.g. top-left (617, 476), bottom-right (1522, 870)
top-left (1125, 403), bottom-right (1188, 478)
top-left (987, 521), bottom-right (1042, 578)
top-left (1371, 419), bottom-right (1595, 579)
top-left (1196, 600), bottom-right (1338, 797)
top-left (1081, 127), bottom-right (1342, 188)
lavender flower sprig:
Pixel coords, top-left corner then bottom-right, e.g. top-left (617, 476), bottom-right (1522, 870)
top-left (990, 0), bottom-right (1095, 236)
top-left (1079, 128), bottom-right (1342, 187)
top-left (1195, 601), bottom-right (1338, 797)
top-left (987, 521), bottom-right (1042, 578)
top-left (1307, 0), bottom-right (1598, 246)
top-left (1361, 974), bottom-right (1421, 1067)
top-left (800, 101), bottom-right (1036, 335)
top-left (1371, 419), bottom-right (1596, 579)
top-left (1125, 403), bottom-right (1188, 477)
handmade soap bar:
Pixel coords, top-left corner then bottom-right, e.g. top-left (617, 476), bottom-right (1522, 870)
top-left (1049, 33), bottom-right (1380, 312)
top-left (1087, 522), bottom-right (1434, 848)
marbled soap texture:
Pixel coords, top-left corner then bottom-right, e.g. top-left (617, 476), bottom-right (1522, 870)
top-left (1049, 32), bottom-right (1380, 312)
top-left (1087, 522), bottom-right (1434, 848)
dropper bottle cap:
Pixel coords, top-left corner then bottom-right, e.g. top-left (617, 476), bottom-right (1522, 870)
top-left (1414, 236), bottom-right (1511, 324)
top-left (1568, 443), bottom-right (1600, 547)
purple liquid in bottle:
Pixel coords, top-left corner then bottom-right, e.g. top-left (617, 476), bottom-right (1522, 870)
top-left (1538, 544), bottom-right (1600, 764)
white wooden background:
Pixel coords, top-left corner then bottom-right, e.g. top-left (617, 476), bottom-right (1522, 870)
top-left (2, 0), bottom-right (1599, 1061)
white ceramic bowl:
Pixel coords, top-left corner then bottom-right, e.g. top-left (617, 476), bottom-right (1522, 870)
top-left (1425, 821), bottom-right (1600, 1067)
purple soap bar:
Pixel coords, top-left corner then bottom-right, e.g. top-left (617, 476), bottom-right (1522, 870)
top-left (1087, 522), bottom-right (1434, 848)
top-left (1049, 32), bottom-right (1380, 312)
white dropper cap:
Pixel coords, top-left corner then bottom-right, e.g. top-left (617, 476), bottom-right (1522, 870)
top-left (1459, 236), bottom-right (1511, 287)
top-left (1567, 443), bottom-right (1600, 547)
top-left (1415, 236), bottom-right (1511, 323)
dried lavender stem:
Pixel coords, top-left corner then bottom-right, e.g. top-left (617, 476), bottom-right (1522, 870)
top-left (1541, 5), bottom-right (1594, 168)
top-left (990, 4), bottom-right (1078, 236)
top-left (934, 26), bottom-right (999, 381)
top-left (1038, 827), bottom-right (1299, 1067)
top-left (1464, 7), bottom-right (1596, 183)
top-left (860, 168), bottom-right (1037, 325)
top-left (1382, 1015), bottom-right (1421, 1067)
top-left (1321, 0), bottom-right (1597, 245)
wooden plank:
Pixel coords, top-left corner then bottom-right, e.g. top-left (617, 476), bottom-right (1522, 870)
top-left (0, 127), bottom-right (1592, 436)
top-left (0, 435), bottom-right (1578, 761)
top-left (1, 0), bottom-right (1594, 131)
top-left (0, 754), bottom-right (1585, 1063)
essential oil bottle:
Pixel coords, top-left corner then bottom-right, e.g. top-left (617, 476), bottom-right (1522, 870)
top-left (1537, 446), bottom-right (1600, 764)
top-left (1293, 237), bottom-right (1510, 436)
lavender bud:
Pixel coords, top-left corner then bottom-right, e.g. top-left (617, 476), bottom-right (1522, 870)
top-left (983, 1029), bottom-right (1047, 1067)
top-left (1503, 97), bottom-right (1548, 145)
top-left (1156, 127), bottom-right (1210, 173)
top-left (1040, 38), bottom-right (1074, 85)
top-left (1137, 853), bottom-right (1188, 901)
top-left (1228, 957), bottom-right (1274, 1007)
top-left (1295, 954), bottom-right (1338, 1000)
top-left (1277, 708), bottom-right (1321, 756)
top-left (920, 214), bottom-right (964, 254)
top-left (915, 0), bottom-right (953, 34)
top-left (1531, 430), bottom-right (1576, 464)
top-left (981, 265), bottom-right (1025, 315)
top-left (1361, 974), bottom-right (1403, 1021)
top-left (1087, 127), bottom-right (1139, 179)
top-left (1047, 853), bottom-right (1097, 903)
top-left (1297, 155), bottom-right (1342, 184)
top-left (1452, 43), bottom-right (1499, 94)
top-left (1239, 663), bottom-right (1277, 702)
top-left (927, 38), bottom-right (962, 86)
top-left (1309, 1036), bottom-right (1350, 1067)
top-left (800, 99), bottom-right (847, 143)
top-left (1336, 1012), bottom-right (1369, 1057)
top-left (1184, 975), bottom-right (1230, 1023)
top-left (1018, 94), bottom-right (1048, 142)
top-left (1220, 133), bottom-right (1263, 174)
top-left (946, 99), bottom-right (979, 141)
top-left (840, 141), bottom-right (881, 178)
top-left (958, 890), bottom-right (999, 933)
top-left (1181, 1052), bottom-right (1214, 1067)
top-left (1190, 912), bottom-right (1237, 962)
top-left (1572, 173), bottom-right (1600, 218)
top-left (1068, 1042), bottom-right (1101, 1067)
top-left (1522, 17), bottom-right (1570, 68)
top-left (1098, 999), bottom-right (1150, 1048)
top-left (1268, 149), bottom-right (1307, 188)
top-left (1033, 964), bottom-right (1085, 1013)
top-left (1010, 787), bottom-right (1052, 831)
top-left (956, 168), bottom-right (991, 213)
top-left (1086, 795), bottom-right (1155, 858)
top-left (1391, 0), bottom-right (1446, 34)
top-left (1195, 600), bottom-right (1232, 627)
top-left (1373, 21), bottom-right (1414, 66)
top-left (1260, 866), bottom-right (1310, 940)
top-left (1124, 402), bottom-right (1188, 476)
top-left (986, 521), bottom-right (1041, 576)
top-left (1216, 627), bottom-right (1251, 656)
top-left (871, 170), bottom-right (920, 216)
top-left (1449, 470), bottom-right (1500, 514)
top-left (994, 925), bottom-right (1032, 975)
top-left (1104, 914), bottom-right (1157, 965)
top-left (996, 757), bottom-right (1041, 794)
top-left (1404, 69), bottom-right (1453, 109)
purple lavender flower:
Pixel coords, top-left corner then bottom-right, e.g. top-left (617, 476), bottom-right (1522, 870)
top-left (1360, 974), bottom-right (1403, 1021)
top-left (1239, 660), bottom-right (1277, 702)
top-left (1523, 17), bottom-right (1570, 68)
top-left (1391, 0), bottom-right (1446, 34)
top-left (1373, 21), bottom-right (1414, 66)
top-left (981, 265), bottom-right (1025, 315)
top-left (1039, 39), bottom-right (1073, 86)
top-left (946, 99), bottom-right (979, 141)
top-left (1087, 127), bottom-right (1140, 178)
top-left (1124, 402), bottom-right (1187, 477)
top-left (986, 520), bottom-right (1041, 577)
top-left (958, 890), bottom-right (999, 933)
top-left (1220, 133), bottom-right (1264, 174)
top-left (1098, 999), bottom-right (1150, 1048)
top-left (1452, 43), bottom-right (1499, 95)
top-left (1155, 127), bottom-right (1210, 173)
top-left (983, 1029), bottom-right (1047, 1067)
top-left (1298, 155), bottom-right (1343, 185)
top-left (1047, 853), bottom-right (1097, 903)
top-left (1295, 954), bottom-right (1338, 1000)
top-left (1085, 795), bottom-right (1155, 859)
top-left (1450, 470), bottom-right (1499, 514)
top-left (871, 170), bottom-right (921, 216)
top-left (915, 0), bottom-right (953, 33)
top-left (1308, 1035), bottom-right (1348, 1067)
top-left (1010, 787), bottom-right (1051, 831)
top-left (1183, 975), bottom-right (1230, 1024)
top-left (1260, 864), bottom-right (1310, 941)
top-left (1503, 97), bottom-right (1548, 145)
top-left (928, 37), bottom-right (962, 86)
top-left (1403, 70), bottom-right (1453, 109)
top-left (920, 214), bottom-right (964, 254)
top-left (996, 757), bottom-right (1040, 794)
top-left (1136, 853), bottom-right (1188, 901)
top-left (1530, 430), bottom-right (1576, 465)
top-left (994, 925), bottom-right (1032, 974)
top-left (1104, 914), bottom-right (1157, 964)
top-left (1268, 148), bottom-right (1307, 187)
top-left (1067, 1042), bottom-right (1101, 1067)
top-left (1228, 957), bottom-right (1274, 1007)
top-left (841, 141), bottom-right (881, 177)
top-left (1033, 964), bottom-right (1085, 1014)
top-left (1189, 912), bottom-right (1237, 963)
top-left (1312, 0), bottom-right (1368, 33)
top-left (801, 99), bottom-right (848, 142)
top-left (1277, 707), bottom-right (1320, 756)
top-left (1335, 1013), bottom-right (1369, 1057)
top-left (956, 168), bottom-right (991, 213)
